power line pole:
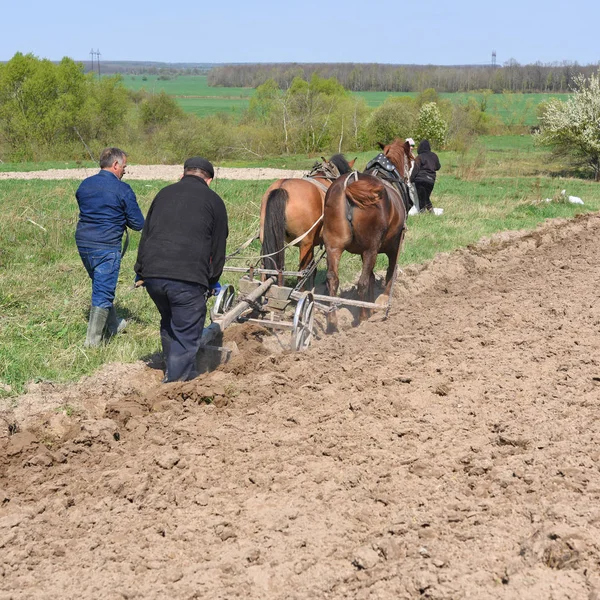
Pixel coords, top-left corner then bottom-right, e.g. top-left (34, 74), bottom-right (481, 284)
top-left (492, 50), bottom-right (497, 68)
top-left (90, 48), bottom-right (95, 74)
top-left (96, 49), bottom-right (101, 78)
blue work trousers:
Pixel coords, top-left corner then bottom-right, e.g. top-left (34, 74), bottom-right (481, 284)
top-left (144, 278), bottom-right (208, 383)
top-left (78, 246), bottom-right (121, 309)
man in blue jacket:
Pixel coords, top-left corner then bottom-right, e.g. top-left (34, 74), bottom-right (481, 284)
top-left (75, 147), bottom-right (145, 346)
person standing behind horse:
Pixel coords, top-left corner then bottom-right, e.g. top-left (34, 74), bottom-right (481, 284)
top-left (405, 137), bottom-right (420, 211)
top-left (75, 147), bottom-right (144, 347)
top-left (410, 139), bottom-right (441, 213)
top-left (134, 157), bottom-right (228, 383)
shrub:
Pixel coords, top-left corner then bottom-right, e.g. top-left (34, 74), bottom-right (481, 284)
top-left (535, 70), bottom-right (600, 181)
top-left (367, 96), bottom-right (418, 146)
top-left (139, 91), bottom-right (184, 129)
top-left (415, 102), bottom-right (448, 149)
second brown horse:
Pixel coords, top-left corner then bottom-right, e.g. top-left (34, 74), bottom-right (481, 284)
top-left (322, 139), bottom-right (410, 332)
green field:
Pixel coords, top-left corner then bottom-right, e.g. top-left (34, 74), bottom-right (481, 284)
top-left (122, 75), bottom-right (569, 125)
top-left (125, 75), bottom-right (253, 117)
top-left (125, 75), bottom-right (252, 97)
top-left (353, 91), bottom-right (570, 126)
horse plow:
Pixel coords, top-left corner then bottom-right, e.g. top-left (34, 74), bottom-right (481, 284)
top-left (199, 235), bottom-right (398, 357)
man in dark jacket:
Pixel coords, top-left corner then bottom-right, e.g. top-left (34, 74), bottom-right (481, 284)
top-left (134, 157), bottom-right (229, 383)
top-left (76, 147), bottom-right (145, 346)
top-left (410, 139), bottom-right (441, 213)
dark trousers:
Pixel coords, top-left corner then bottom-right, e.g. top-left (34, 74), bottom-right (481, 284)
top-left (415, 181), bottom-right (435, 212)
top-left (144, 278), bottom-right (207, 383)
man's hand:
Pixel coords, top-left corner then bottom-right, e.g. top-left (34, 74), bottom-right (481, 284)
top-left (209, 282), bottom-right (222, 296)
top-left (134, 274), bottom-right (145, 288)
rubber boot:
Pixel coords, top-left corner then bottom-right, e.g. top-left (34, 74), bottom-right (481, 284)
top-left (160, 329), bottom-right (173, 383)
top-left (85, 306), bottom-right (109, 347)
top-left (106, 306), bottom-right (127, 338)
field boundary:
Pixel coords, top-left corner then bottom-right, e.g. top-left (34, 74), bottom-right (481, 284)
top-left (0, 166), bottom-right (306, 181)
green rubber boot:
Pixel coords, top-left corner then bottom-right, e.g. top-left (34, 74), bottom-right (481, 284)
top-left (105, 306), bottom-right (127, 338)
top-left (85, 306), bottom-right (109, 347)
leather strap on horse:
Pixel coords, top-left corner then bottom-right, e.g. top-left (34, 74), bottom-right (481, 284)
top-left (381, 180), bottom-right (408, 228)
top-left (343, 171), bottom-right (360, 231)
top-left (303, 177), bottom-right (329, 194)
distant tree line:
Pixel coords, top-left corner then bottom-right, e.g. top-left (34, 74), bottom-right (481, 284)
top-left (208, 61), bottom-right (600, 93)
top-left (82, 63), bottom-right (212, 76)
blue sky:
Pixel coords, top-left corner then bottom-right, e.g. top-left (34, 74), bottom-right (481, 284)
top-left (2, 0), bottom-right (598, 66)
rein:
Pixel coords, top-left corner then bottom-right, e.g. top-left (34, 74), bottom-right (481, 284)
top-left (227, 215), bottom-right (324, 263)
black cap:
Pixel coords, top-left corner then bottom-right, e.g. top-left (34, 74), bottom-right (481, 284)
top-left (183, 156), bottom-right (215, 179)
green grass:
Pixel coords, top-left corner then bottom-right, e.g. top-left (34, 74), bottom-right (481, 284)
top-left (2, 151), bottom-right (599, 396)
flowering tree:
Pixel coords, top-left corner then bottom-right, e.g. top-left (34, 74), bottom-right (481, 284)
top-left (416, 102), bottom-right (447, 149)
top-left (536, 71), bottom-right (600, 181)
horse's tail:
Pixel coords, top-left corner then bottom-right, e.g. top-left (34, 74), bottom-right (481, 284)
top-left (262, 187), bottom-right (288, 271)
top-left (345, 179), bottom-right (384, 209)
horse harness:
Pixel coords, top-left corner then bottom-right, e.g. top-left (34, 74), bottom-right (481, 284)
top-left (366, 152), bottom-right (402, 181)
top-left (365, 153), bottom-right (411, 214)
top-left (343, 171), bottom-right (360, 228)
top-left (302, 158), bottom-right (343, 194)
top-left (342, 161), bottom-right (409, 232)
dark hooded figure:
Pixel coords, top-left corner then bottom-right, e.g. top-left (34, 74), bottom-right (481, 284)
top-left (409, 139), bottom-right (441, 213)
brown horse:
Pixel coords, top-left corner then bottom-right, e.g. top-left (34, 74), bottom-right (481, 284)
top-left (322, 139), bottom-right (411, 331)
top-left (260, 155), bottom-right (354, 281)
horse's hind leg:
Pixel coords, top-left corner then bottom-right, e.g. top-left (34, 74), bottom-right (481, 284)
top-left (383, 230), bottom-right (405, 296)
top-left (325, 246), bottom-right (343, 333)
top-left (357, 249), bottom-right (378, 324)
top-left (298, 238), bottom-right (315, 289)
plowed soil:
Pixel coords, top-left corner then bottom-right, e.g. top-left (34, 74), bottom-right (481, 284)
top-left (2, 214), bottom-right (600, 599)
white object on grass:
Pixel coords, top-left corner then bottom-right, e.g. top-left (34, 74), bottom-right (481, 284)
top-left (555, 189), bottom-right (584, 205)
top-left (433, 207), bottom-right (444, 216)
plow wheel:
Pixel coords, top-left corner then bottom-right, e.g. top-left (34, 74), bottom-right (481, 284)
top-left (211, 284), bottom-right (236, 319)
top-left (291, 292), bottom-right (315, 351)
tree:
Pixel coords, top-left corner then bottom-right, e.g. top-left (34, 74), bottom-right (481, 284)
top-left (416, 88), bottom-right (439, 107)
top-left (0, 52), bottom-right (129, 160)
top-left (368, 97), bottom-right (418, 146)
top-left (536, 70), bottom-right (600, 181)
top-left (285, 74), bottom-right (349, 153)
top-left (247, 78), bottom-right (279, 123)
top-left (139, 91), bottom-right (183, 129)
top-left (416, 102), bottom-right (448, 149)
